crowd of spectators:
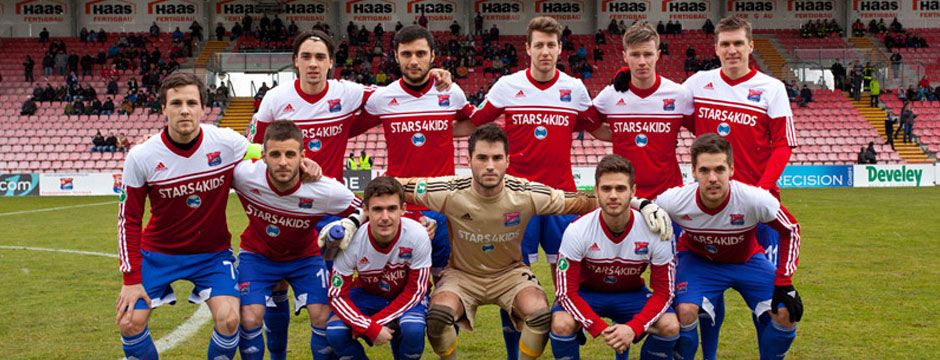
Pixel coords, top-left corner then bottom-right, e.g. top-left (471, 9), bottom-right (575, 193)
top-left (800, 19), bottom-right (842, 38)
top-left (91, 130), bottom-right (130, 152)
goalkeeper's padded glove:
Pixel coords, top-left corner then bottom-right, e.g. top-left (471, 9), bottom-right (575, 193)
top-left (317, 208), bottom-right (365, 257)
top-left (771, 285), bottom-right (803, 323)
top-left (631, 198), bottom-right (674, 241)
top-left (612, 67), bottom-right (631, 92)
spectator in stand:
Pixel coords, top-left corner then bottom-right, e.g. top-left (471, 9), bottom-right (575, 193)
top-left (242, 13), bottom-right (253, 34)
top-left (116, 132), bottom-right (130, 152)
top-left (418, 11), bottom-right (428, 28)
top-left (54, 51), bottom-right (68, 76)
top-left (23, 55), bottom-right (35, 83)
top-left (885, 110), bottom-right (897, 150)
top-left (831, 60), bottom-right (846, 90)
top-left (172, 27), bottom-right (183, 42)
top-left (935, 85), bottom-right (940, 102)
top-left (21, 97), bottom-right (37, 116)
top-left (660, 41), bottom-right (669, 56)
top-left (785, 81), bottom-right (799, 102)
top-left (91, 131), bottom-right (106, 152)
top-left (105, 132), bottom-right (118, 152)
top-left (870, 78), bottom-right (881, 107)
top-left (901, 104), bottom-right (916, 143)
top-left (346, 152), bottom-right (358, 170)
top-left (657, 21), bottom-right (666, 35)
top-left (475, 13), bottom-right (484, 36)
top-left (852, 19), bottom-right (865, 37)
top-left (593, 46), bottom-right (603, 62)
top-left (799, 85), bottom-right (813, 107)
top-left (190, 21), bottom-right (203, 41)
top-left (395, 21), bottom-right (404, 33)
top-left (906, 85), bottom-right (918, 101)
top-left (230, 22), bottom-right (243, 40)
top-left (64, 101), bottom-right (74, 115)
top-left (149, 22), bottom-right (160, 37)
top-left (215, 22), bottom-right (225, 41)
top-left (42, 53), bottom-right (54, 77)
top-left (374, 23), bottom-right (385, 41)
top-left (217, 83), bottom-right (229, 106)
top-left (288, 20), bottom-right (298, 36)
top-left (702, 18), bottom-right (714, 35)
top-left (39, 28), bottom-right (49, 42)
top-left (73, 99), bottom-right (86, 115)
top-left (489, 24), bottom-right (499, 42)
top-left (890, 17), bottom-right (903, 32)
top-left (102, 97), bottom-right (115, 115)
top-left (450, 20), bottom-right (461, 35)
top-left (862, 142), bottom-right (877, 164)
top-left (851, 70), bottom-right (863, 101)
top-left (119, 98), bottom-right (134, 115)
top-left (890, 51), bottom-right (902, 79)
top-left (81, 54), bottom-right (94, 79)
top-left (90, 98), bottom-right (102, 115)
top-left (856, 147), bottom-right (867, 164)
top-left (594, 29), bottom-right (606, 45)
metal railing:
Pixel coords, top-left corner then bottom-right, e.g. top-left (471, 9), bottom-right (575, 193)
top-left (209, 52), bottom-right (294, 73)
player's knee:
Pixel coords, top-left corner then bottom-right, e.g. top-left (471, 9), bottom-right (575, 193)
top-left (524, 308), bottom-right (552, 332)
top-left (307, 304), bottom-right (330, 328)
top-left (676, 304), bottom-right (700, 326)
top-left (550, 312), bottom-right (578, 336)
top-left (655, 314), bottom-right (681, 338)
top-left (771, 308), bottom-right (797, 329)
top-left (426, 304), bottom-right (456, 335)
top-left (118, 316), bottom-right (148, 337)
top-left (240, 308), bottom-right (263, 329)
top-left (214, 308), bottom-right (240, 334)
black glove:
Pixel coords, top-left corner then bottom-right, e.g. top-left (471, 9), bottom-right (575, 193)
top-left (771, 285), bottom-right (803, 323)
top-left (612, 67), bottom-right (631, 92)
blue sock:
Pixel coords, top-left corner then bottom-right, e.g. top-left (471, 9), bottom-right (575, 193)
top-left (500, 308), bottom-right (521, 360)
top-left (121, 326), bottom-right (158, 360)
top-left (674, 321), bottom-right (699, 360)
top-left (265, 290), bottom-right (291, 360)
top-left (325, 320), bottom-right (366, 360)
top-left (238, 326), bottom-right (265, 360)
top-left (549, 331), bottom-right (579, 360)
top-left (615, 348), bottom-right (630, 360)
top-left (310, 326), bottom-right (335, 360)
top-left (758, 317), bottom-right (797, 360)
top-left (700, 296), bottom-right (724, 360)
top-left (641, 333), bottom-right (678, 360)
top-left (396, 316), bottom-right (427, 359)
top-left (208, 328), bottom-right (239, 360)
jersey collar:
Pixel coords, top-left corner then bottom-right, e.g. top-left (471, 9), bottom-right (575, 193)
top-left (526, 67), bottom-right (560, 91)
top-left (400, 78), bottom-right (434, 98)
top-left (368, 222), bottom-right (402, 254)
top-left (719, 67), bottom-right (757, 87)
top-left (160, 126), bottom-right (203, 158)
top-left (599, 209), bottom-right (633, 244)
top-left (629, 74), bottom-right (661, 99)
top-left (695, 186), bottom-right (732, 215)
top-left (294, 79), bottom-right (330, 104)
top-left (265, 170), bottom-right (301, 197)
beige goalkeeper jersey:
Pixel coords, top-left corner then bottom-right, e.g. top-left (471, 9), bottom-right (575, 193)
top-left (400, 175), bottom-right (596, 277)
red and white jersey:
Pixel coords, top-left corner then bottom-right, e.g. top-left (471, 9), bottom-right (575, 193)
top-left (684, 68), bottom-right (797, 193)
top-left (248, 79), bottom-right (373, 180)
top-left (118, 125), bottom-right (248, 285)
top-left (232, 160), bottom-right (360, 261)
top-left (358, 79), bottom-right (474, 178)
top-left (328, 218), bottom-right (431, 342)
top-left (656, 180), bottom-right (801, 285)
top-left (555, 208), bottom-right (675, 337)
top-left (471, 68), bottom-right (599, 191)
top-left (593, 75), bottom-right (695, 199)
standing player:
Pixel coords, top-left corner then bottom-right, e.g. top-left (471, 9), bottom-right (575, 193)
top-left (551, 155), bottom-right (679, 360)
top-left (115, 72), bottom-right (248, 360)
top-left (326, 176), bottom-right (432, 360)
top-left (232, 120), bottom-right (364, 360)
top-left (656, 134), bottom-right (802, 360)
top-left (683, 17), bottom-right (799, 359)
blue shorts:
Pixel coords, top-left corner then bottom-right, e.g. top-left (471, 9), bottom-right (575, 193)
top-left (135, 249), bottom-right (239, 310)
top-left (523, 214), bottom-right (577, 264)
top-left (330, 288), bottom-right (428, 327)
top-left (756, 223), bottom-right (780, 266)
top-left (237, 251), bottom-right (329, 314)
top-left (316, 215), bottom-right (342, 233)
top-left (421, 210), bottom-right (451, 270)
top-left (674, 251), bottom-right (774, 322)
top-left (552, 288), bottom-right (675, 326)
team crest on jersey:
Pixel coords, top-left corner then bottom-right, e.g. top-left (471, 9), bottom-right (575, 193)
top-left (635, 134), bottom-right (649, 147)
top-left (399, 247), bottom-right (413, 260)
top-left (328, 99), bottom-right (342, 112)
top-left (481, 244), bottom-right (495, 252)
top-left (412, 133), bottom-right (426, 147)
top-left (379, 280), bottom-right (391, 292)
top-left (515, 90), bottom-right (525, 98)
top-left (717, 122), bottom-right (731, 136)
top-left (635, 241), bottom-right (650, 255)
top-left (504, 212), bottom-right (521, 227)
top-left (307, 139), bottom-right (322, 152)
top-left (747, 89), bottom-right (763, 102)
top-left (559, 89), bottom-right (572, 102)
top-left (358, 257), bottom-right (370, 265)
top-left (113, 174), bottom-right (123, 194)
top-left (284, 104), bottom-right (295, 113)
top-left (266, 224), bottom-right (281, 237)
top-left (60, 178), bottom-right (74, 190)
top-left (154, 162), bottom-right (168, 172)
top-left (186, 194), bottom-right (202, 208)
top-left (616, 98), bottom-right (626, 106)
top-left (603, 276), bottom-right (617, 284)
top-left (705, 245), bottom-right (719, 254)
top-left (298, 198), bottom-right (314, 209)
top-left (663, 98), bottom-right (676, 111)
top-left (389, 98), bottom-right (399, 106)
top-left (704, 82), bottom-right (715, 90)
top-left (589, 243), bottom-right (601, 251)
top-left (438, 94), bottom-right (450, 107)
top-left (534, 126), bottom-right (548, 140)
top-left (206, 151), bottom-right (222, 166)
top-left (730, 214), bottom-right (745, 225)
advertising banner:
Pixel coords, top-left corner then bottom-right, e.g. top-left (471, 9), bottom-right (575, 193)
top-left (0, 0), bottom-right (73, 37)
top-left (597, 0), bottom-right (719, 30)
top-left (727, 0), bottom-right (846, 29)
top-left (0, 173), bottom-right (40, 196)
top-left (76, 0), bottom-right (203, 33)
top-left (849, 0), bottom-right (940, 29)
top-left (853, 164), bottom-right (935, 187)
top-left (39, 173), bottom-right (124, 196)
top-left (212, 0), bottom-right (333, 31)
top-left (343, 170), bottom-right (372, 192)
top-left (777, 165), bottom-right (854, 189)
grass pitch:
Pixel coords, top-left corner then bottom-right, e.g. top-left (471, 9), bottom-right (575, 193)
top-left (0, 187), bottom-right (938, 359)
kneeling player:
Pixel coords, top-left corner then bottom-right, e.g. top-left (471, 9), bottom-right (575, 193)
top-left (233, 120), bottom-right (363, 359)
top-left (327, 176), bottom-right (432, 360)
top-left (552, 155), bottom-right (679, 360)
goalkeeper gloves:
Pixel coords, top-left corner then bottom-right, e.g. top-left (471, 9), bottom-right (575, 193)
top-left (771, 285), bottom-right (803, 323)
top-left (317, 208), bottom-right (365, 260)
top-left (612, 67), bottom-right (631, 92)
top-left (631, 198), bottom-right (674, 241)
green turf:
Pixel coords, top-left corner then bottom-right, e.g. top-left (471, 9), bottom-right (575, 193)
top-left (0, 187), bottom-right (938, 359)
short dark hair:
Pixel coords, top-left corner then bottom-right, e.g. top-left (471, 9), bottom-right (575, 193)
top-left (393, 25), bottom-right (435, 53)
top-left (363, 176), bottom-right (405, 207)
top-left (691, 133), bottom-right (734, 167)
top-left (715, 16), bottom-right (753, 42)
top-left (468, 124), bottom-right (508, 156)
top-left (263, 120), bottom-right (303, 150)
top-left (159, 72), bottom-right (206, 107)
top-left (595, 154), bottom-right (635, 186)
top-left (292, 30), bottom-right (335, 61)
top-left (527, 16), bottom-right (562, 44)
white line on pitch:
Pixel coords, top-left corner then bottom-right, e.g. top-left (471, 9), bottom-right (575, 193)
top-left (0, 201), bottom-right (115, 217)
top-left (0, 245), bottom-right (212, 358)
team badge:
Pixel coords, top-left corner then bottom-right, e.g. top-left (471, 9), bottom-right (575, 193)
top-left (717, 122), bottom-right (731, 136)
top-left (307, 139), bottom-right (322, 152)
top-left (379, 280), bottom-right (391, 291)
top-left (635, 134), bottom-right (649, 147)
top-left (504, 212), bottom-right (521, 227)
top-left (266, 224), bottom-right (281, 237)
top-left (248, 122), bottom-right (257, 138)
top-left (481, 244), bottom-right (495, 252)
top-left (186, 194), bottom-right (202, 208)
top-left (112, 174), bottom-right (123, 194)
top-left (411, 133), bottom-right (426, 147)
top-left (206, 151), bottom-right (222, 166)
top-left (416, 181), bottom-right (427, 195)
top-left (557, 258), bottom-right (569, 271)
top-left (604, 276), bottom-right (617, 284)
top-left (118, 188), bottom-right (127, 202)
top-left (730, 214), bottom-right (745, 225)
top-left (328, 99), bottom-right (342, 112)
top-left (705, 245), bottom-right (719, 254)
top-left (238, 281), bottom-right (250, 294)
top-left (59, 178), bottom-right (73, 190)
top-left (399, 247), bottom-right (414, 260)
top-left (331, 274), bottom-right (343, 288)
top-left (534, 126), bottom-right (548, 140)
top-left (663, 98), bottom-right (676, 111)
top-left (299, 198), bottom-right (314, 209)
top-left (635, 241), bottom-right (650, 255)
top-left (747, 89), bottom-right (763, 102)
top-left (676, 281), bottom-right (688, 294)
top-left (438, 94), bottom-right (450, 107)
top-left (559, 89), bottom-right (572, 102)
